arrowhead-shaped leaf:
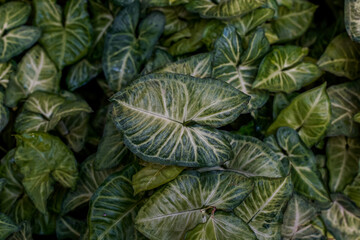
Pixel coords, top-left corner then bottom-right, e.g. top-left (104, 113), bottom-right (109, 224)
top-left (267, 83), bottom-right (331, 147)
top-left (136, 170), bottom-right (253, 240)
top-left (111, 73), bottom-right (250, 167)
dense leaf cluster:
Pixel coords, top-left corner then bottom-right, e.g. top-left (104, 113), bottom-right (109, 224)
top-left (0, 0), bottom-right (359, 239)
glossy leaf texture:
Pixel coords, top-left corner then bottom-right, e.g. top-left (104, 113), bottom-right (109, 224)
top-left (185, 212), bottom-right (256, 240)
top-left (345, 0), bottom-right (360, 42)
top-left (111, 73), bottom-right (249, 167)
top-left (224, 132), bottom-right (286, 178)
top-left (281, 194), bottom-right (323, 239)
top-left (318, 33), bottom-right (360, 80)
top-left (103, 1), bottom-right (165, 91)
top-left (135, 163), bottom-right (183, 193)
top-left (253, 46), bottom-right (322, 93)
top-left (88, 164), bottom-right (142, 240)
top-left (14, 132), bottom-right (78, 213)
top-left (277, 127), bottom-right (330, 204)
top-left (234, 176), bottom-right (293, 240)
top-left (322, 194), bottom-right (360, 239)
top-left (213, 26), bottom-right (269, 112)
top-left (326, 137), bottom-right (360, 193)
top-left (33, 0), bottom-right (92, 69)
top-left (326, 80), bottom-right (360, 137)
top-left (267, 83), bottom-right (331, 147)
top-left (136, 170), bottom-right (253, 240)
top-left (62, 155), bottom-right (122, 215)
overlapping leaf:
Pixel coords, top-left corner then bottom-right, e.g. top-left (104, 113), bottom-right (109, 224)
top-left (345, 0), bottom-right (360, 42)
top-left (344, 173), bottom-right (360, 208)
top-left (0, 213), bottom-right (19, 240)
top-left (66, 59), bottom-right (101, 91)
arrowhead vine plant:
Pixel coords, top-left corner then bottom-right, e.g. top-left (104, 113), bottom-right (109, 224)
top-left (0, 0), bottom-right (360, 239)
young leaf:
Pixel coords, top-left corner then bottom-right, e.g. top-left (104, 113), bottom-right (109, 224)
top-left (34, 0), bottom-right (92, 69)
top-left (318, 33), bottom-right (360, 80)
top-left (15, 133), bottom-right (78, 213)
top-left (132, 163), bottom-right (184, 195)
top-left (253, 46), bottom-right (322, 93)
top-left (322, 194), bottom-right (360, 240)
top-left (0, 213), bottom-right (19, 240)
top-left (88, 164), bottom-right (142, 240)
top-left (345, 0), bottom-right (360, 42)
top-left (111, 73), bottom-right (249, 167)
top-left (267, 83), bottom-right (331, 147)
top-left (185, 212), bottom-right (256, 240)
top-left (234, 176), bottom-right (293, 240)
top-left (277, 127), bottom-right (330, 204)
top-left (224, 133), bottom-right (286, 178)
top-left (136, 170), bottom-right (253, 240)
top-left (281, 194), bottom-right (323, 239)
top-left (326, 80), bottom-right (360, 137)
top-left (326, 137), bottom-right (360, 193)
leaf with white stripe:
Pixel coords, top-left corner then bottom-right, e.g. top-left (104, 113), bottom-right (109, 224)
top-left (95, 118), bottom-right (128, 170)
top-left (322, 194), bottom-right (360, 240)
top-left (277, 127), bottom-right (330, 204)
top-left (66, 59), bottom-right (101, 91)
top-left (253, 46), bottom-right (322, 93)
top-left (345, 0), bottom-right (360, 42)
top-left (141, 48), bottom-right (173, 75)
top-left (344, 174), bottom-right (360, 208)
top-left (0, 1), bottom-right (31, 33)
top-left (156, 53), bottom-right (212, 78)
top-left (0, 213), bottom-right (19, 240)
top-left (152, 6), bottom-right (188, 36)
top-left (111, 73), bottom-right (249, 167)
top-left (281, 194), bottom-right (323, 240)
top-left (185, 212), bottom-right (256, 240)
top-left (327, 137), bottom-right (360, 193)
top-left (213, 26), bottom-right (269, 112)
top-left (234, 176), bottom-right (293, 240)
top-left (34, 0), bottom-right (92, 69)
top-left (318, 33), bottom-right (360, 80)
top-left (326, 81), bottom-right (360, 137)
top-left (136, 170), bottom-right (253, 240)
top-left (60, 111), bottom-right (89, 152)
top-left (103, 1), bottom-right (165, 91)
top-left (267, 83), bottom-right (331, 147)
top-left (88, 164), bottom-right (143, 240)
top-left (0, 62), bottom-right (15, 88)
top-left (185, 0), bottom-right (266, 19)
top-left (15, 132), bottom-right (78, 214)
top-left (224, 133), bottom-right (286, 177)
top-left (56, 216), bottom-right (86, 240)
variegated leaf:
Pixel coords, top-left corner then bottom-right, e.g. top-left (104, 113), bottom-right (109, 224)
top-left (34, 0), bottom-right (92, 69)
top-left (318, 33), bottom-right (360, 80)
top-left (61, 111), bottom-right (89, 152)
top-left (235, 176), bottom-right (293, 240)
top-left (0, 62), bottom-right (15, 88)
top-left (136, 170), bottom-right (253, 240)
top-left (327, 137), bottom-right (360, 193)
top-left (66, 59), bottom-right (102, 91)
top-left (277, 127), bottom-right (330, 204)
top-left (152, 6), bottom-right (189, 36)
top-left (213, 26), bottom-right (269, 112)
top-left (141, 48), bottom-right (173, 75)
top-left (111, 73), bottom-right (249, 167)
top-left (0, 1), bottom-right (31, 33)
top-left (345, 0), bottom-right (360, 42)
top-left (326, 80), bottom-right (360, 137)
top-left (267, 83), bottom-right (331, 147)
top-left (344, 174), bottom-right (360, 208)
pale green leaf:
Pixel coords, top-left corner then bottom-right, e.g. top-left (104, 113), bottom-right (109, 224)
top-left (344, 174), bottom-right (360, 208)
top-left (185, 212), bottom-right (256, 240)
top-left (322, 194), bottom-right (360, 240)
top-left (145, 0), bottom-right (189, 7)
top-left (253, 46), bottom-right (322, 93)
top-left (281, 194), bottom-right (323, 240)
top-left (213, 26), bottom-right (269, 112)
top-left (317, 33), bottom-right (360, 80)
top-left (34, 0), bottom-right (92, 69)
top-left (88, 164), bottom-right (142, 240)
top-left (235, 176), bottom-right (293, 240)
top-left (66, 59), bottom-right (101, 91)
top-left (327, 137), bottom-right (360, 193)
top-left (132, 163), bottom-right (184, 195)
top-left (56, 216), bottom-right (86, 240)
top-left (111, 73), bottom-right (249, 167)
top-left (224, 133), bottom-right (286, 177)
top-left (136, 170), bottom-right (253, 240)
top-left (62, 155), bottom-right (122, 215)
top-left (15, 132), bottom-right (78, 213)
top-left (152, 6), bottom-right (188, 36)
top-left (326, 81), bottom-right (360, 137)
top-left (355, 112), bottom-right (360, 123)
top-left (185, 0), bottom-right (266, 19)
top-left (0, 213), bottom-right (19, 240)
top-left (277, 127), bottom-right (330, 204)
top-left (267, 83), bottom-right (331, 147)
top-left (345, 0), bottom-right (360, 42)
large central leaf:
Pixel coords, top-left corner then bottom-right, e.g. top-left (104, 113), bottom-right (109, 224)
top-left (135, 170), bottom-right (253, 240)
top-left (111, 73), bottom-right (249, 167)
top-left (33, 0), bottom-right (92, 69)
